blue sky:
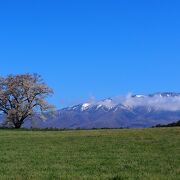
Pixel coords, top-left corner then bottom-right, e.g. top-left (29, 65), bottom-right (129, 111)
top-left (0, 0), bottom-right (180, 108)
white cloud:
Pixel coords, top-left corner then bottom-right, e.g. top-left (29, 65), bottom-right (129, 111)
top-left (115, 94), bottom-right (180, 111)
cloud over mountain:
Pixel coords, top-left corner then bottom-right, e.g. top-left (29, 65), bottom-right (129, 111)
top-left (115, 93), bottom-right (180, 111)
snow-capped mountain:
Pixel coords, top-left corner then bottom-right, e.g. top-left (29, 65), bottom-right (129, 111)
top-left (1, 92), bottom-right (180, 129)
top-left (28, 92), bottom-right (180, 128)
top-left (63, 92), bottom-right (180, 112)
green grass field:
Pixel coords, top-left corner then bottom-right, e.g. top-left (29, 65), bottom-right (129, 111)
top-left (0, 128), bottom-right (179, 180)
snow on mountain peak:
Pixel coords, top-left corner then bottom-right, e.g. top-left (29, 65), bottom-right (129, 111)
top-left (96, 98), bottom-right (116, 109)
top-left (133, 95), bottom-right (146, 98)
top-left (81, 103), bottom-right (91, 111)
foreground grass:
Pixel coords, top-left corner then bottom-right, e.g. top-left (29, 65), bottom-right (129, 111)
top-left (0, 128), bottom-right (179, 180)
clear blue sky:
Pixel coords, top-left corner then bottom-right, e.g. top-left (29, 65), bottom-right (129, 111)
top-left (0, 0), bottom-right (180, 108)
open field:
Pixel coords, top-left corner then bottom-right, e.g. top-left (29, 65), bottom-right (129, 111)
top-left (0, 128), bottom-right (179, 180)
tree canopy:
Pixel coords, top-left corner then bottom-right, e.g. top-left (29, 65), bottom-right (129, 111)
top-left (0, 74), bottom-right (54, 128)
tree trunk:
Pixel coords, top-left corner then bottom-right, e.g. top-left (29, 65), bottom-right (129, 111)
top-left (14, 124), bottom-right (22, 129)
top-left (14, 121), bottom-right (23, 129)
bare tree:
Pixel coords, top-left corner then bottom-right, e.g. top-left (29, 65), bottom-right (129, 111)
top-left (0, 74), bottom-right (54, 128)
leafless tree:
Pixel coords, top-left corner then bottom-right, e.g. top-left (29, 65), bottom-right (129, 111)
top-left (0, 74), bottom-right (54, 128)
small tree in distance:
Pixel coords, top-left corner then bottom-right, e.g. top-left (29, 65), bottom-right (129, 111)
top-left (0, 73), bottom-right (54, 128)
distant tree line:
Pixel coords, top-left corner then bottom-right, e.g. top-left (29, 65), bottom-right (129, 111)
top-left (154, 120), bottom-right (180, 128)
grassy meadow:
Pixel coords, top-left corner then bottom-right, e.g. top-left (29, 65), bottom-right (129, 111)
top-left (0, 128), bottom-right (179, 180)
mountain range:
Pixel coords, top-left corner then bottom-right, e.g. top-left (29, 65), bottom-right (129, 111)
top-left (1, 92), bottom-right (180, 129)
top-left (20, 92), bottom-right (180, 129)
